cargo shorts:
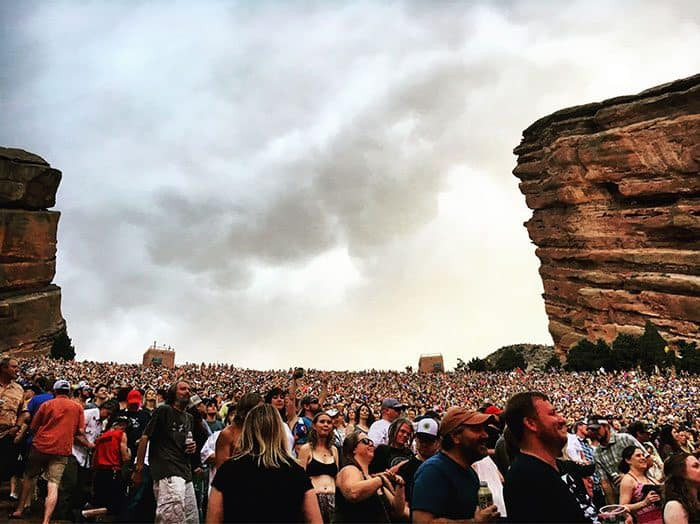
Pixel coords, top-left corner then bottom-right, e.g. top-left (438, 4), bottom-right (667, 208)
top-left (24, 447), bottom-right (68, 485)
top-left (153, 475), bottom-right (198, 524)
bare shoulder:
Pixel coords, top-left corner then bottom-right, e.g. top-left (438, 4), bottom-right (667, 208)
top-left (663, 500), bottom-right (688, 523)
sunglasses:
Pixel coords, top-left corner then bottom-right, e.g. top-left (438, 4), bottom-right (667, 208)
top-left (358, 438), bottom-right (375, 447)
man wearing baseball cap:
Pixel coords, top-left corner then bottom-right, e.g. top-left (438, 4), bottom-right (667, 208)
top-left (368, 398), bottom-right (406, 446)
top-left (412, 407), bottom-right (500, 523)
top-left (397, 416), bottom-right (440, 509)
top-left (11, 380), bottom-right (88, 524)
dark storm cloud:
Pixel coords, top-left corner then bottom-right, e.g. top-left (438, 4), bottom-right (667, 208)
top-left (0, 0), bottom-right (698, 367)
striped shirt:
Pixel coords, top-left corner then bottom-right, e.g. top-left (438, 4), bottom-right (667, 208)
top-left (594, 431), bottom-right (644, 493)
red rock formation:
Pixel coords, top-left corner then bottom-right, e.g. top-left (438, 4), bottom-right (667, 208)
top-left (514, 75), bottom-right (700, 356)
top-left (0, 147), bottom-right (65, 357)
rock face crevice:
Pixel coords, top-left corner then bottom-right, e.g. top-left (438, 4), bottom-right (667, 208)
top-left (0, 147), bottom-right (65, 357)
top-left (514, 75), bottom-right (700, 356)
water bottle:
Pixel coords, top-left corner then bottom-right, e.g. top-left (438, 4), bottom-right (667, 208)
top-left (478, 480), bottom-right (493, 510)
top-left (185, 430), bottom-right (194, 447)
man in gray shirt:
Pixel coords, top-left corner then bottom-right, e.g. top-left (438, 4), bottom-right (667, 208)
top-left (133, 381), bottom-right (196, 524)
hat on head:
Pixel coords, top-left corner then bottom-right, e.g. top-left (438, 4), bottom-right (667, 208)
top-left (111, 416), bottom-right (130, 428)
top-left (381, 398), bottom-right (406, 410)
top-left (586, 415), bottom-right (610, 430)
top-left (127, 389), bottom-right (142, 405)
top-left (188, 394), bottom-right (203, 409)
top-left (484, 405), bottom-right (503, 415)
top-left (77, 380), bottom-right (91, 390)
top-left (53, 379), bottom-right (71, 392)
top-left (326, 408), bottom-right (340, 417)
top-left (440, 407), bottom-right (495, 435)
top-left (414, 417), bottom-right (439, 439)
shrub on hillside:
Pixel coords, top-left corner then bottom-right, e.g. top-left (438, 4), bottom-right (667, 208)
top-left (51, 329), bottom-right (75, 361)
top-left (493, 347), bottom-right (526, 372)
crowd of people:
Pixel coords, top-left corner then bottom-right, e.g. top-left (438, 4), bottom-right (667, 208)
top-left (0, 355), bottom-right (698, 523)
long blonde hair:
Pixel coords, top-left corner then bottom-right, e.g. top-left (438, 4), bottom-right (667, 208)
top-left (233, 403), bottom-right (293, 469)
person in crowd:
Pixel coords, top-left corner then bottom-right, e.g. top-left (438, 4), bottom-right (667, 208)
top-left (92, 415), bottom-right (131, 516)
top-left (662, 452), bottom-right (699, 524)
top-left (11, 379), bottom-right (89, 524)
top-left (119, 388), bottom-right (152, 459)
top-left (676, 427), bottom-right (696, 454)
top-left (93, 383), bottom-right (111, 408)
top-left (617, 445), bottom-right (662, 524)
top-left (658, 424), bottom-right (683, 461)
top-left (298, 411), bottom-right (340, 522)
top-left (294, 394), bottom-right (324, 451)
top-left (205, 399), bottom-right (224, 433)
top-left (370, 417), bottom-right (414, 473)
top-left (0, 358), bottom-right (24, 493)
top-left (397, 416), bottom-right (440, 509)
top-left (493, 425), bottom-right (518, 476)
top-left (589, 414), bottom-right (645, 505)
top-left (215, 392), bottom-right (263, 468)
top-left (56, 397), bottom-right (116, 519)
top-left (412, 407), bottom-right (500, 523)
top-left (328, 408), bottom-right (347, 448)
top-left (264, 384), bottom-right (296, 451)
top-left (503, 392), bottom-right (600, 523)
top-left (349, 403), bottom-right (375, 436)
top-left (132, 380), bottom-right (198, 524)
top-left (334, 431), bottom-right (407, 523)
top-left (206, 404), bottom-right (322, 523)
top-left (143, 388), bottom-right (158, 414)
top-left (627, 420), bottom-right (664, 483)
top-left (368, 398), bottom-right (405, 446)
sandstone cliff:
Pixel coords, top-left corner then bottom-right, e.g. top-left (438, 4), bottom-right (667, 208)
top-left (514, 74), bottom-right (700, 357)
top-left (0, 147), bottom-right (65, 357)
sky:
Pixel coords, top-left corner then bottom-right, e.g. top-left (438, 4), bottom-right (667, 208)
top-left (1, 1), bottom-right (699, 370)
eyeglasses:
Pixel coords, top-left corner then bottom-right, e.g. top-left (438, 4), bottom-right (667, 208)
top-left (358, 438), bottom-right (374, 447)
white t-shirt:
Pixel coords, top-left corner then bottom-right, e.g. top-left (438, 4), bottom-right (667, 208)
top-left (72, 407), bottom-right (103, 467)
top-left (566, 433), bottom-right (584, 461)
top-left (472, 456), bottom-right (507, 517)
top-left (367, 419), bottom-right (391, 446)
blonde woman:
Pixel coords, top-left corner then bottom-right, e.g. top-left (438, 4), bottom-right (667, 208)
top-left (142, 388), bottom-right (158, 414)
top-left (206, 404), bottom-right (322, 523)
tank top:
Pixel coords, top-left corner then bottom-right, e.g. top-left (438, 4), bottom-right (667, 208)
top-left (332, 466), bottom-right (390, 523)
top-left (93, 429), bottom-right (124, 470)
top-left (307, 456), bottom-right (338, 478)
top-left (628, 473), bottom-right (663, 524)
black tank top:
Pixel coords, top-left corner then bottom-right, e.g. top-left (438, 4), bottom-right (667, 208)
top-left (332, 466), bottom-right (390, 523)
top-left (306, 456), bottom-right (338, 478)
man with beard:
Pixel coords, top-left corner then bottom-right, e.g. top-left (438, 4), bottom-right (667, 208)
top-left (412, 407), bottom-right (500, 523)
top-left (132, 381), bottom-right (197, 524)
top-left (588, 415), bottom-right (644, 505)
top-left (503, 392), bottom-right (602, 523)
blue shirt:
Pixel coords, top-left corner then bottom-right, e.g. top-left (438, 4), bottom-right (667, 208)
top-left (412, 451), bottom-right (480, 519)
top-left (26, 393), bottom-right (54, 445)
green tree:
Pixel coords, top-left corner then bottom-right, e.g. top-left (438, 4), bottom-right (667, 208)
top-left (544, 354), bottom-right (562, 370)
top-left (566, 339), bottom-right (599, 371)
top-left (467, 357), bottom-right (488, 372)
top-left (493, 348), bottom-right (526, 372)
top-left (638, 322), bottom-right (667, 373)
top-left (50, 329), bottom-right (75, 361)
top-left (612, 333), bottom-right (639, 370)
top-left (677, 340), bottom-right (699, 374)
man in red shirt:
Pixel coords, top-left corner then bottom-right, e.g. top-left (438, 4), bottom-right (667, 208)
top-left (10, 379), bottom-right (89, 524)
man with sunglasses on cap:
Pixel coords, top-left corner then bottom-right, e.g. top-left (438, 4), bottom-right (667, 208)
top-left (368, 398), bottom-right (406, 447)
top-left (412, 407), bottom-right (500, 523)
top-left (588, 415), bottom-right (644, 506)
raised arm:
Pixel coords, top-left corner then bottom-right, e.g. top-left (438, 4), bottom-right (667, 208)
top-left (336, 465), bottom-right (384, 503)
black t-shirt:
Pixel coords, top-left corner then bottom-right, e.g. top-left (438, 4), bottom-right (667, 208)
top-left (212, 454), bottom-right (313, 523)
top-left (143, 404), bottom-right (193, 482)
top-left (504, 453), bottom-right (597, 523)
top-left (397, 455), bottom-right (422, 508)
top-left (118, 408), bottom-right (151, 459)
top-left (369, 445), bottom-right (413, 474)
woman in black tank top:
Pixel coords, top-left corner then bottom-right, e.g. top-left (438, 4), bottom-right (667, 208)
top-left (333, 431), bottom-right (408, 523)
top-left (298, 412), bottom-right (339, 523)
